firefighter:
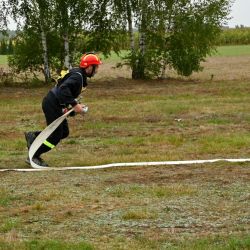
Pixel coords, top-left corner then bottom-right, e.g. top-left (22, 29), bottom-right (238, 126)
top-left (24, 52), bottom-right (102, 167)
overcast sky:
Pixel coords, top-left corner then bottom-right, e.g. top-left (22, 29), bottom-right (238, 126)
top-left (227, 0), bottom-right (250, 27)
top-left (7, 0), bottom-right (250, 29)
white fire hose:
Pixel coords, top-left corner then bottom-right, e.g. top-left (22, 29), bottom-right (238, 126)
top-left (1, 158), bottom-right (250, 172)
top-left (28, 108), bottom-right (75, 169)
top-left (0, 107), bottom-right (250, 172)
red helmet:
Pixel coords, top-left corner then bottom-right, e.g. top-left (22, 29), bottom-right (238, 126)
top-left (80, 53), bottom-right (102, 68)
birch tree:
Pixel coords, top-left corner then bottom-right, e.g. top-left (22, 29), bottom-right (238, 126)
top-left (118, 0), bottom-right (232, 79)
top-left (113, 0), bottom-right (136, 51)
top-left (8, 0), bottom-right (53, 83)
top-left (53, 0), bottom-right (93, 69)
top-left (0, 0), bottom-right (8, 32)
top-left (86, 0), bottom-right (126, 57)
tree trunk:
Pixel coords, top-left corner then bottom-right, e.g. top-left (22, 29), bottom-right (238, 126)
top-left (132, 11), bottom-right (146, 79)
top-left (126, 1), bottom-right (134, 51)
top-left (41, 28), bottom-right (50, 84)
top-left (63, 32), bottom-right (71, 69)
top-left (160, 57), bottom-right (167, 79)
top-left (126, 1), bottom-right (139, 79)
top-left (160, 9), bottom-right (173, 79)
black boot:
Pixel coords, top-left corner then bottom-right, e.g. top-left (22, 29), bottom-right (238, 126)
top-left (25, 156), bottom-right (49, 167)
top-left (24, 131), bottom-right (38, 149)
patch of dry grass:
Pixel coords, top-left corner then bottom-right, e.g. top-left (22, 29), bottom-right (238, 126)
top-left (94, 55), bottom-right (250, 82)
top-left (0, 164), bottom-right (249, 249)
top-left (1, 79), bottom-right (250, 168)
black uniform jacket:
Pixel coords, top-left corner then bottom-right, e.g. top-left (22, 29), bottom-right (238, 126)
top-left (51, 68), bottom-right (87, 107)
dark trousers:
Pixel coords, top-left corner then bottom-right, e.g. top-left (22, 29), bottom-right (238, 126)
top-left (35, 91), bottom-right (69, 157)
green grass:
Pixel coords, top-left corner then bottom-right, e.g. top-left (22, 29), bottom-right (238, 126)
top-left (0, 55), bottom-right (8, 65)
top-left (177, 236), bottom-right (250, 250)
top-left (102, 45), bottom-right (250, 60)
top-left (101, 46), bottom-right (250, 61)
top-left (0, 72), bottom-right (250, 248)
top-left (1, 80), bottom-right (250, 167)
top-left (0, 241), bottom-right (93, 250)
top-left (0, 218), bottom-right (20, 233)
top-left (0, 236), bottom-right (249, 250)
top-left (0, 189), bottom-right (20, 207)
top-left (100, 50), bottom-right (129, 63)
top-left (213, 44), bottom-right (250, 56)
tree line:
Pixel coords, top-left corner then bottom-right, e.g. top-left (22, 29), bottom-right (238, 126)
top-left (1, 0), bottom-right (232, 82)
top-left (217, 27), bottom-right (250, 45)
top-left (3, 27), bottom-right (250, 56)
top-left (0, 39), bottom-right (14, 54)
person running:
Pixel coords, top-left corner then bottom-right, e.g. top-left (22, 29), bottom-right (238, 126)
top-left (25, 52), bottom-right (102, 167)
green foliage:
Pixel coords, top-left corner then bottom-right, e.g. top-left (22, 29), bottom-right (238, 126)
top-left (7, 0), bottom-right (127, 81)
top-left (218, 27), bottom-right (250, 45)
top-left (0, 40), bottom-right (8, 54)
top-left (167, 0), bottom-right (229, 77)
top-left (5, 0), bottom-right (232, 81)
top-left (8, 28), bottom-right (68, 74)
top-left (121, 49), bottom-right (165, 79)
top-left (8, 30), bottom-right (43, 73)
top-left (0, 39), bottom-right (15, 55)
top-left (8, 39), bottom-right (14, 54)
top-left (167, 4), bottom-right (220, 76)
top-left (46, 30), bottom-right (65, 70)
top-left (116, 0), bottom-right (231, 79)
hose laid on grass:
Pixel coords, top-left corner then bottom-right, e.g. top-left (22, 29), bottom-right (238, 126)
top-left (1, 110), bottom-right (250, 172)
top-left (1, 158), bottom-right (250, 172)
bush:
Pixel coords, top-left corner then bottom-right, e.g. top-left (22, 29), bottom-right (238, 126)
top-left (0, 68), bottom-right (14, 86)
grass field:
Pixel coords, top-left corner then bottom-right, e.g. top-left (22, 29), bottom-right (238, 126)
top-left (0, 46), bottom-right (250, 249)
top-left (0, 55), bottom-right (7, 65)
top-left (214, 45), bottom-right (250, 57)
top-left (1, 81), bottom-right (250, 249)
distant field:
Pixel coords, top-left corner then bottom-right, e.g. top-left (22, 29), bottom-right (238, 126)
top-left (214, 45), bottom-right (250, 56)
top-left (101, 45), bottom-right (250, 61)
top-left (1, 45), bottom-right (250, 67)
